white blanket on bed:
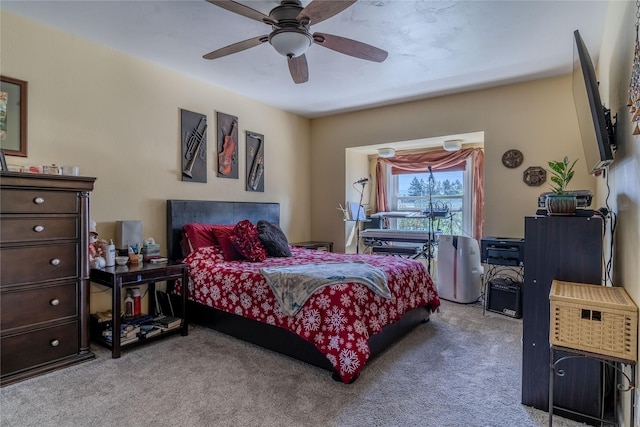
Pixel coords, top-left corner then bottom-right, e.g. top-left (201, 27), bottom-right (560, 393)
top-left (260, 261), bottom-right (390, 316)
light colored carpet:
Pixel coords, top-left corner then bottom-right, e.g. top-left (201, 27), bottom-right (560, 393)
top-left (1, 300), bottom-right (584, 427)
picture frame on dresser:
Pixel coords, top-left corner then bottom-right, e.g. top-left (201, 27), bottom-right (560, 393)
top-left (0, 149), bottom-right (7, 171)
top-left (0, 75), bottom-right (28, 157)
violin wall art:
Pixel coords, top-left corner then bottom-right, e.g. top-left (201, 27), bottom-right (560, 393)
top-left (216, 112), bottom-right (239, 179)
top-left (180, 109), bottom-right (207, 183)
top-left (245, 130), bottom-right (264, 192)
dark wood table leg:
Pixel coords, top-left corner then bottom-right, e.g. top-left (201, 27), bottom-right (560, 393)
top-left (112, 276), bottom-right (122, 359)
top-left (181, 267), bottom-right (188, 336)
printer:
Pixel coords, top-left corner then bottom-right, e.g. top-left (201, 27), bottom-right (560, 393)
top-left (480, 237), bottom-right (525, 267)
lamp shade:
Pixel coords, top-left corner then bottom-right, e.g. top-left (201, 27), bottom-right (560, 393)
top-left (269, 30), bottom-right (312, 58)
top-left (378, 147), bottom-right (395, 158)
top-left (443, 139), bottom-right (463, 152)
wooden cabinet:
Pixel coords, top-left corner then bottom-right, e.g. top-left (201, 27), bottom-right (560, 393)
top-left (522, 215), bottom-right (604, 422)
top-left (0, 172), bottom-right (96, 386)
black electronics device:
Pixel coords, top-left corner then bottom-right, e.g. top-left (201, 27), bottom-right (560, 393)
top-left (480, 237), bottom-right (525, 267)
top-left (537, 190), bottom-right (593, 209)
top-left (535, 208), bottom-right (594, 217)
top-left (486, 278), bottom-right (522, 318)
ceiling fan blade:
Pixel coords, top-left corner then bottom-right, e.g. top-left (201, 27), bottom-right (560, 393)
top-left (313, 32), bottom-right (388, 62)
top-left (206, 0), bottom-right (276, 25)
top-left (288, 55), bottom-right (309, 84)
top-left (297, 1), bottom-right (356, 25)
top-left (203, 35), bottom-right (269, 60)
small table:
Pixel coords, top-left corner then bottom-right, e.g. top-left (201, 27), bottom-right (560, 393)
top-left (291, 241), bottom-right (333, 252)
top-left (90, 261), bottom-right (188, 358)
top-left (549, 345), bottom-right (636, 426)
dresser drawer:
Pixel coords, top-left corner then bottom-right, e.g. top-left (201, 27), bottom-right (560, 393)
top-left (1, 245), bottom-right (78, 286)
top-left (1, 217), bottom-right (78, 244)
top-left (1, 283), bottom-right (78, 331)
top-left (1, 189), bottom-right (78, 214)
top-left (1, 322), bottom-right (78, 376)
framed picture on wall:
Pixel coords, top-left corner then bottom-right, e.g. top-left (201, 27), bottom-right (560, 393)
top-left (0, 75), bottom-right (28, 157)
top-left (216, 112), bottom-right (238, 179)
top-left (180, 109), bottom-right (207, 183)
top-left (245, 131), bottom-right (264, 192)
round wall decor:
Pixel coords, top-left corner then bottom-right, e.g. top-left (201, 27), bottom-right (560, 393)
top-left (502, 149), bottom-right (524, 168)
top-left (523, 166), bottom-right (546, 186)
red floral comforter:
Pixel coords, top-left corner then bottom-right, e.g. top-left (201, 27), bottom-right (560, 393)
top-left (182, 246), bottom-right (440, 383)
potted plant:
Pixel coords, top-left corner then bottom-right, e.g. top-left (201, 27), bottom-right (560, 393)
top-left (546, 156), bottom-right (579, 215)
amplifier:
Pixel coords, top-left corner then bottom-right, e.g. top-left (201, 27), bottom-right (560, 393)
top-left (486, 278), bottom-right (522, 318)
top-left (481, 236), bottom-right (525, 266)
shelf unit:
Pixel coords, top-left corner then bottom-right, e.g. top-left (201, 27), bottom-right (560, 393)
top-left (89, 261), bottom-right (188, 358)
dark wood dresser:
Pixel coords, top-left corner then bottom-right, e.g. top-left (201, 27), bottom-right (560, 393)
top-left (521, 215), bottom-right (604, 423)
top-left (1, 172), bottom-right (96, 386)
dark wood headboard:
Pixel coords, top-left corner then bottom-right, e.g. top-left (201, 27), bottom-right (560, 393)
top-left (166, 200), bottom-right (280, 261)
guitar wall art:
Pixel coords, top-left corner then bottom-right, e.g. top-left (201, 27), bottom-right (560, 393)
top-left (216, 112), bottom-right (239, 179)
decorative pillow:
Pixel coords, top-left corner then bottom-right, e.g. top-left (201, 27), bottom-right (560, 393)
top-left (257, 220), bottom-right (292, 257)
top-left (180, 231), bottom-right (192, 258)
top-left (230, 220), bottom-right (267, 262)
top-left (182, 223), bottom-right (231, 254)
top-left (212, 225), bottom-right (244, 261)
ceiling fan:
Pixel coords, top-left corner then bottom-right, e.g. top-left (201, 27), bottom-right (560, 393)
top-left (203, 0), bottom-right (388, 84)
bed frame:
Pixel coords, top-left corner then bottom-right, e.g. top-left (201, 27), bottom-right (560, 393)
top-left (166, 199), bottom-right (430, 381)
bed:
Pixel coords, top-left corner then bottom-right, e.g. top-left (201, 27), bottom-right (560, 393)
top-left (166, 199), bottom-right (440, 383)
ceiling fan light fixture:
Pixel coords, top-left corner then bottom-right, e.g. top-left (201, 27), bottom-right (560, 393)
top-left (269, 29), bottom-right (312, 58)
top-left (443, 139), bottom-right (463, 152)
top-left (378, 147), bottom-right (395, 158)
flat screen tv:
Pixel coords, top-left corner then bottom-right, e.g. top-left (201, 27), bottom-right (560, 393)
top-left (572, 29), bottom-right (615, 175)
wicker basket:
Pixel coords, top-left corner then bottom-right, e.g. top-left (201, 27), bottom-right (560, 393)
top-left (549, 280), bottom-right (638, 362)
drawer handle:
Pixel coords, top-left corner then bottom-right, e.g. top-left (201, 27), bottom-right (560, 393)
top-left (34, 197), bottom-right (45, 205)
top-left (33, 225), bottom-right (45, 233)
top-left (50, 298), bottom-right (60, 306)
top-left (50, 339), bottom-right (60, 347)
top-left (50, 258), bottom-right (61, 266)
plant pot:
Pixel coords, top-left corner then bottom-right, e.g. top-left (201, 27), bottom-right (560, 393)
top-left (546, 194), bottom-right (577, 215)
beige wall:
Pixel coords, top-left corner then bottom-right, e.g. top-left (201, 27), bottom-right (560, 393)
top-left (598, 3), bottom-right (640, 425)
top-left (1, 12), bottom-right (312, 310)
top-left (1, 11), bottom-right (312, 241)
top-left (598, 0), bottom-right (639, 300)
top-left (311, 76), bottom-right (597, 251)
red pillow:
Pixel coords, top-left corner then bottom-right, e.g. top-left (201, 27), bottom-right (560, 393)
top-left (230, 220), bottom-right (267, 262)
top-left (182, 223), bottom-right (218, 252)
top-left (212, 226), bottom-right (244, 261)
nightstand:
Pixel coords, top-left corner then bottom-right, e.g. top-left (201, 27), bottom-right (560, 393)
top-left (291, 241), bottom-right (333, 252)
top-left (90, 261), bottom-right (188, 358)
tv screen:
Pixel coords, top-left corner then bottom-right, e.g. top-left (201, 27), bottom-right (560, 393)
top-left (572, 29), bottom-right (614, 174)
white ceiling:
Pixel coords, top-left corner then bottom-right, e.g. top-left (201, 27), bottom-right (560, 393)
top-left (1, 0), bottom-right (610, 119)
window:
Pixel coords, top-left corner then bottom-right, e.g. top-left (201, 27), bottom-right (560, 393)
top-left (386, 157), bottom-right (473, 236)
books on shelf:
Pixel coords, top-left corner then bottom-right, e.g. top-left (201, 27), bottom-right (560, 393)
top-left (139, 324), bottom-right (162, 339)
top-left (152, 315), bottom-right (181, 330)
top-left (122, 325), bottom-right (140, 338)
top-left (103, 334), bottom-right (139, 346)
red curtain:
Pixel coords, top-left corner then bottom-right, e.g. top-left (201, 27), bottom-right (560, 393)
top-left (375, 148), bottom-right (484, 240)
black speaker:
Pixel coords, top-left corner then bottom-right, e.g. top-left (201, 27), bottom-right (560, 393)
top-left (486, 278), bottom-right (522, 318)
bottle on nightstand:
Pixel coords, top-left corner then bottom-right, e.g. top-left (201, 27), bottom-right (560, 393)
top-left (124, 289), bottom-right (134, 319)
